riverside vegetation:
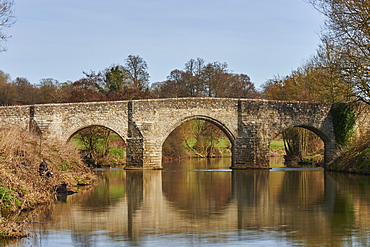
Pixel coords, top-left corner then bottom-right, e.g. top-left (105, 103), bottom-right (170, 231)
top-left (0, 127), bottom-right (97, 240)
top-left (328, 131), bottom-right (370, 174)
top-left (324, 103), bottom-right (370, 174)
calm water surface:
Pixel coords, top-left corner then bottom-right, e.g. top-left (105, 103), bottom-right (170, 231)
top-left (9, 158), bottom-right (370, 246)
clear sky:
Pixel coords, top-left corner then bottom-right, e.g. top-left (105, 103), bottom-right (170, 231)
top-left (1, 0), bottom-right (325, 88)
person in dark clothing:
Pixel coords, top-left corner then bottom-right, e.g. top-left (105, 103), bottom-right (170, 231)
top-left (39, 159), bottom-right (53, 177)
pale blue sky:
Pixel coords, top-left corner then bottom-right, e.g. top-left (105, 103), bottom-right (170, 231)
top-left (1, 0), bottom-right (325, 88)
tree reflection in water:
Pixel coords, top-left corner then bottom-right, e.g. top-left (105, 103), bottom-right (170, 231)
top-left (162, 158), bottom-right (232, 218)
top-left (15, 159), bottom-right (370, 247)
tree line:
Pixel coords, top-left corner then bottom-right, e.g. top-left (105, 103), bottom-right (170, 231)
top-left (1, 0), bottom-right (369, 105)
top-left (0, 55), bottom-right (260, 106)
top-left (151, 58), bottom-right (258, 98)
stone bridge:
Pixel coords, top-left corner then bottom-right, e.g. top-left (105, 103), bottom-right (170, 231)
top-left (0, 98), bottom-right (368, 169)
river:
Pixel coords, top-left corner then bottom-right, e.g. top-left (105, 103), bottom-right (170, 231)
top-left (8, 158), bottom-right (370, 246)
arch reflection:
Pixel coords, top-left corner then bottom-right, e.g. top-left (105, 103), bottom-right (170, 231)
top-left (22, 165), bottom-right (370, 247)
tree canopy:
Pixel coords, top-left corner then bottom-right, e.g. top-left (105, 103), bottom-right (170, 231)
top-left (151, 58), bottom-right (259, 99)
top-left (309, 0), bottom-right (370, 103)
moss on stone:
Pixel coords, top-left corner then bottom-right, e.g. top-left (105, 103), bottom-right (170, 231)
top-left (330, 103), bottom-right (356, 147)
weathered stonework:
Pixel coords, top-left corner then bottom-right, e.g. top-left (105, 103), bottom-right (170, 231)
top-left (352, 102), bottom-right (370, 139)
top-left (0, 98), bottom-right (368, 169)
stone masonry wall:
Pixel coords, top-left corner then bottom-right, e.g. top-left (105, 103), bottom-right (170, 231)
top-left (31, 101), bottom-right (129, 141)
top-left (126, 98), bottom-right (239, 169)
top-left (0, 98), bottom-right (367, 169)
top-left (236, 99), bottom-right (335, 168)
top-left (0, 105), bottom-right (30, 130)
top-left (353, 102), bottom-right (370, 139)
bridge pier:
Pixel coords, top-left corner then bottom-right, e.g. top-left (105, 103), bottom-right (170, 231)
top-left (125, 138), bottom-right (163, 170)
top-left (324, 139), bottom-right (340, 166)
top-left (125, 138), bottom-right (143, 169)
top-left (231, 138), bottom-right (270, 170)
top-left (125, 101), bottom-right (163, 170)
top-left (230, 105), bottom-right (270, 170)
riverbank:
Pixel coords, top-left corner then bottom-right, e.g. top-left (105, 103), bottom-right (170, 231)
top-left (327, 132), bottom-right (370, 174)
top-left (0, 127), bottom-right (97, 240)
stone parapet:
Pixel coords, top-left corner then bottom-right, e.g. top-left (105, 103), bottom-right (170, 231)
top-left (0, 98), bottom-right (368, 169)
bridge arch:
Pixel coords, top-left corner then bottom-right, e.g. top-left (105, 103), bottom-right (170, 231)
top-left (267, 123), bottom-right (333, 166)
top-left (160, 115), bottom-right (236, 148)
top-left (67, 124), bottom-right (127, 167)
top-left (66, 124), bottom-right (126, 143)
top-left (66, 124), bottom-right (127, 144)
top-left (268, 124), bottom-right (331, 144)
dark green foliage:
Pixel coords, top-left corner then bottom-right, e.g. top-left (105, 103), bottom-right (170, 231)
top-left (330, 103), bottom-right (356, 147)
top-left (105, 66), bottom-right (127, 92)
top-left (328, 129), bottom-right (370, 173)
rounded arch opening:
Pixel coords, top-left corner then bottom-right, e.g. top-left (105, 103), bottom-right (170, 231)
top-left (161, 115), bottom-right (235, 144)
top-left (269, 125), bottom-right (326, 168)
top-left (68, 125), bottom-right (126, 168)
top-left (162, 116), bottom-right (234, 168)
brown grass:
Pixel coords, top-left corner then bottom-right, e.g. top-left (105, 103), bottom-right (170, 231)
top-left (0, 127), bottom-right (97, 239)
top-left (328, 131), bottom-right (370, 174)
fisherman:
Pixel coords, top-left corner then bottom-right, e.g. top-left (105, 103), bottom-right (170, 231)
top-left (39, 158), bottom-right (53, 177)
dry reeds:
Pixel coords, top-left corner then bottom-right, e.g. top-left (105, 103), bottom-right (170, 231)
top-left (0, 126), bottom-right (96, 239)
top-left (329, 131), bottom-right (370, 173)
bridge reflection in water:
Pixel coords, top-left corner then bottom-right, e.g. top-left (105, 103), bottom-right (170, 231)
top-left (23, 159), bottom-right (370, 246)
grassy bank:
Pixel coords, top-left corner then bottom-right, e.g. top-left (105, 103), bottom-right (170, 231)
top-left (270, 139), bottom-right (285, 157)
top-left (0, 127), bottom-right (96, 239)
top-left (71, 133), bottom-right (126, 167)
top-left (328, 132), bottom-right (370, 174)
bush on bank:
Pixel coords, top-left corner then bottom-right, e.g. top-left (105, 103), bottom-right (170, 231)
top-left (0, 127), bottom-right (96, 239)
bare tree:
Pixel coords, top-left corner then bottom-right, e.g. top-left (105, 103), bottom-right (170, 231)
top-left (13, 77), bottom-right (39, 105)
top-left (309, 0), bottom-right (370, 103)
top-left (123, 55), bottom-right (150, 90)
top-left (152, 58), bottom-right (258, 98)
top-left (0, 70), bottom-right (16, 105)
top-left (0, 0), bottom-right (15, 52)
